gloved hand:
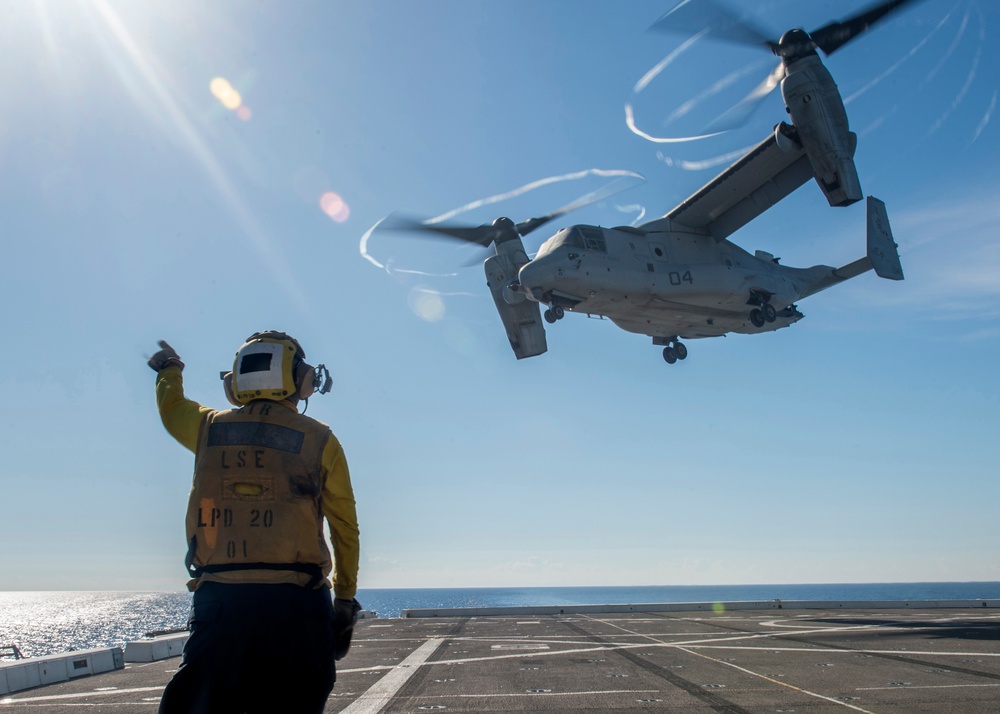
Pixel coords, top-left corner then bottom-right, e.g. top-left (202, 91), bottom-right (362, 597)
top-left (148, 340), bottom-right (185, 372)
top-left (333, 598), bottom-right (362, 661)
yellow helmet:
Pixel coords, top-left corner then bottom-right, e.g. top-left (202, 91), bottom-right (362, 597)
top-left (222, 331), bottom-right (329, 407)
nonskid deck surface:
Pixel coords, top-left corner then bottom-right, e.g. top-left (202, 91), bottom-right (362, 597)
top-left (1, 606), bottom-right (998, 712)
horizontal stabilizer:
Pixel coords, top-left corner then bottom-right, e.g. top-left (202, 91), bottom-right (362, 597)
top-left (798, 195), bottom-right (905, 300)
top-left (867, 196), bottom-right (904, 280)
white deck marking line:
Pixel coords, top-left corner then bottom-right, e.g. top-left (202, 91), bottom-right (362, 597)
top-left (856, 683), bottom-right (1000, 691)
top-left (418, 689), bottom-right (661, 699)
top-left (340, 618), bottom-right (1000, 675)
top-left (762, 614), bottom-right (1000, 630)
top-left (679, 645), bottom-right (1000, 657)
top-left (581, 613), bottom-right (678, 646)
top-left (580, 615), bottom-right (998, 657)
top-left (674, 646), bottom-right (877, 714)
top-left (582, 614), bottom-right (878, 714)
top-left (344, 623), bottom-right (888, 671)
top-left (0, 686), bottom-right (164, 704)
top-left (575, 619), bottom-right (894, 650)
top-left (339, 637), bottom-right (445, 714)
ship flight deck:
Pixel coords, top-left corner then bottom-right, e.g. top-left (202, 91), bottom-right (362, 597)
top-left (1, 600), bottom-right (998, 712)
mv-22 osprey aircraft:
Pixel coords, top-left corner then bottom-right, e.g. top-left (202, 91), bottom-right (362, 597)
top-left (391, 0), bottom-right (912, 364)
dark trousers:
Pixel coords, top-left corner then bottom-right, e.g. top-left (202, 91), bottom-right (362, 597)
top-left (158, 582), bottom-right (336, 714)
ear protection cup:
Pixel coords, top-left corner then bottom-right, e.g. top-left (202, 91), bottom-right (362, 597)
top-left (221, 372), bottom-right (241, 407)
top-left (295, 361), bottom-right (316, 400)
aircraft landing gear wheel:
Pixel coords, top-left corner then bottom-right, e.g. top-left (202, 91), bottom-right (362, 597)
top-left (663, 347), bottom-right (678, 364)
top-left (675, 342), bottom-right (688, 360)
top-left (552, 305), bottom-right (565, 320)
top-left (750, 308), bottom-right (765, 327)
top-left (762, 303), bottom-right (776, 322)
top-left (544, 309), bottom-right (557, 324)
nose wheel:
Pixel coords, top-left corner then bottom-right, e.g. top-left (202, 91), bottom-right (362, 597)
top-left (543, 305), bottom-right (565, 324)
top-left (661, 339), bottom-right (688, 364)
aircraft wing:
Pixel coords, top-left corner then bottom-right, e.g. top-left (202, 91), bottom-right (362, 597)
top-left (642, 123), bottom-right (813, 241)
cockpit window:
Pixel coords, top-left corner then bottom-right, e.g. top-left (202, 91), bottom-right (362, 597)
top-left (574, 226), bottom-right (606, 253)
top-left (540, 225), bottom-right (608, 256)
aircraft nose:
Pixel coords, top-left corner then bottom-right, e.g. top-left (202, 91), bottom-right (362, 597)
top-left (517, 259), bottom-right (542, 290)
top-left (517, 258), bottom-right (557, 297)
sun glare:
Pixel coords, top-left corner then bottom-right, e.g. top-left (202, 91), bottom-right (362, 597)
top-left (82, 0), bottom-right (309, 310)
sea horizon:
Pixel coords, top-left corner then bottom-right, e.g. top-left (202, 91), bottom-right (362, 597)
top-left (3, 581), bottom-right (998, 658)
top-left (4, 578), bottom-right (999, 593)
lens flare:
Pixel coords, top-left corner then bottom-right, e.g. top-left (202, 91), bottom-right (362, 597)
top-left (320, 191), bottom-right (350, 223)
top-left (210, 77), bottom-right (242, 110)
top-left (408, 288), bottom-right (445, 322)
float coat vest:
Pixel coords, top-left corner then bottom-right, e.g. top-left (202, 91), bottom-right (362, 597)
top-left (184, 401), bottom-right (333, 589)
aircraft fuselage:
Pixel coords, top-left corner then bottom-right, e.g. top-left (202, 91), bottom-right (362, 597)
top-left (516, 224), bottom-right (839, 340)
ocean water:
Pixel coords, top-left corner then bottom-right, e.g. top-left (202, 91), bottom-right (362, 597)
top-left (358, 581), bottom-right (1000, 619)
top-left (0, 592), bottom-right (191, 659)
top-left (2, 582), bottom-right (998, 658)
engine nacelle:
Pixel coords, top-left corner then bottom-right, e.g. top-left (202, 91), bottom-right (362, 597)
top-left (774, 121), bottom-right (800, 153)
top-left (484, 237), bottom-right (547, 360)
top-left (781, 54), bottom-right (862, 207)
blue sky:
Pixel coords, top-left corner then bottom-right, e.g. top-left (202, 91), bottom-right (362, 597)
top-left (1, 0), bottom-right (997, 592)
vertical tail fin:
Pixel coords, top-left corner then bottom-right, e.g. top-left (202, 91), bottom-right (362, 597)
top-left (797, 196), bottom-right (905, 299)
top-left (867, 196), bottom-right (904, 281)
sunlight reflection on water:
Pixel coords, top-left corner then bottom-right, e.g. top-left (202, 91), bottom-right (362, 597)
top-left (0, 592), bottom-right (191, 658)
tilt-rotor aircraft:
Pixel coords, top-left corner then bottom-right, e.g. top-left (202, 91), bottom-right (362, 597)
top-left (389, 0), bottom-right (912, 364)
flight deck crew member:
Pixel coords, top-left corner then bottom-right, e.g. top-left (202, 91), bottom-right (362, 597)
top-left (148, 332), bottom-right (361, 714)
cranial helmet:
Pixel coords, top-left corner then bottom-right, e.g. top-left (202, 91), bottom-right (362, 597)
top-left (221, 331), bottom-right (331, 407)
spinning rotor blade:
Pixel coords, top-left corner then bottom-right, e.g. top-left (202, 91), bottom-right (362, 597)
top-left (649, 0), bottom-right (776, 52)
top-left (809, 0), bottom-right (923, 56)
top-left (651, 0), bottom-right (924, 132)
top-left (652, 0), bottom-right (923, 57)
top-left (379, 214), bottom-right (501, 247)
top-left (514, 175), bottom-right (641, 238)
top-left (703, 60), bottom-right (785, 133)
top-left (384, 173), bottom-right (643, 267)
